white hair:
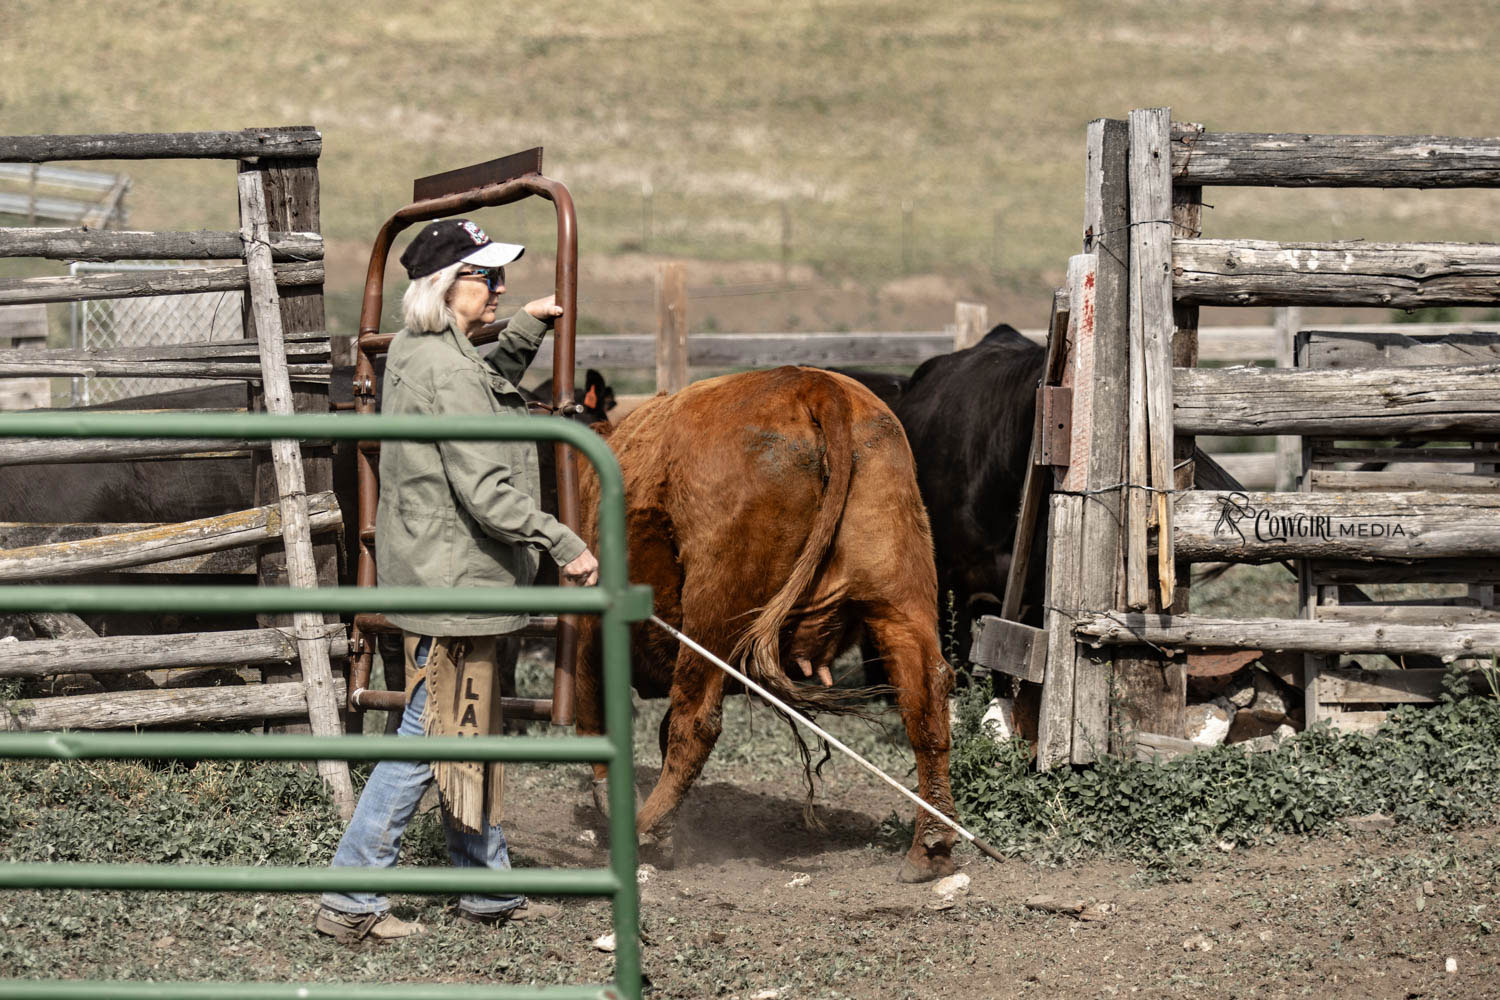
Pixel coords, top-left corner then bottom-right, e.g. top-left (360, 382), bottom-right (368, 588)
top-left (400, 260), bottom-right (465, 333)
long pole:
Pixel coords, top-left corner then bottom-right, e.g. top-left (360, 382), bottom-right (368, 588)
top-left (649, 615), bottom-right (1006, 865)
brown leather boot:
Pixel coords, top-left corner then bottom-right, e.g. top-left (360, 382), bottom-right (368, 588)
top-left (315, 907), bottom-right (426, 944)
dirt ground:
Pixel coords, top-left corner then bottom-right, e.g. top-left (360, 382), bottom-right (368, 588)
top-left (488, 743), bottom-right (1500, 1000)
top-left (6, 699), bottom-right (1497, 999)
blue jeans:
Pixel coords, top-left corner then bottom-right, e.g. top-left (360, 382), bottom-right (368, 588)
top-left (321, 637), bottom-right (523, 916)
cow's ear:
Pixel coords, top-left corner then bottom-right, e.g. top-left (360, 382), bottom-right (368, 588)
top-left (586, 368), bottom-right (606, 391)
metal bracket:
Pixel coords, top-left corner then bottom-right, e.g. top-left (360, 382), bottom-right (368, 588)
top-left (1037, 385), bottom-right (1073, 468)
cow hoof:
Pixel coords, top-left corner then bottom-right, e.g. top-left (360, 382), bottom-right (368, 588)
top-left (638, 828), bottom-right (677, 869)
top-left (590, 778), bottom-right (610, 819)
top-left (896, 846), bottom-right (956, 884)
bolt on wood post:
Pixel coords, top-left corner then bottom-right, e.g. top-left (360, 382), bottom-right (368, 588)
top-left (655, 262), bottom-right (688, 393)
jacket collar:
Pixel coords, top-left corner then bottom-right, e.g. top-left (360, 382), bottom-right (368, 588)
top-left (407, 321), bottom-right (488, 368)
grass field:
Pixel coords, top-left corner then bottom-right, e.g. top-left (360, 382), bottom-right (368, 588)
top-left (5, 1), bottom-right (1500, 335)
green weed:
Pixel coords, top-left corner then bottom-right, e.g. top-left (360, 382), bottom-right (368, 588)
top-left (947, 678), bottom-right (1500, 868)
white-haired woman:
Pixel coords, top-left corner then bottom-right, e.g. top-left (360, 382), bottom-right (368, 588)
top-left (316, 218), bottom-right (597, 944)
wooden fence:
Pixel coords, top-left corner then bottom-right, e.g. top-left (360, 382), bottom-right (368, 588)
top-left (969, 110), bottom-right (1500, 768)
top-left (529, 300), bottom-right (1493, 489)
top-left (0, 127), bottom-right (353, 815)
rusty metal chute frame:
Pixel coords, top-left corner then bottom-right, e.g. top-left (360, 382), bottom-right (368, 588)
top-left (346, 148), bottom-right (584, 727)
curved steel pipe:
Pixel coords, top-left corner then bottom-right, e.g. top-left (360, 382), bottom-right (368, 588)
top-left (348, 174), bottom-right (583, 727)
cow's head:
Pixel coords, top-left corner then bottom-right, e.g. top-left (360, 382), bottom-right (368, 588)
top-left (579, 368), bottom-right (617, 424)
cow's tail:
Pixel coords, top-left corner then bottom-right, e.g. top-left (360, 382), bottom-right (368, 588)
top-left (729, 376), bottom-right (875, 718)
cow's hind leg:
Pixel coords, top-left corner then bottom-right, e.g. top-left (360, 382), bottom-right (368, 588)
top-left (635, 647), bottom-right (726, 867)
top-left (571, 616), bottom-right (617, 817)
top-left (867, 609), bottom-right (958, 883)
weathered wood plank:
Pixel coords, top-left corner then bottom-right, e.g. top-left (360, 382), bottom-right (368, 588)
top-left (0, 626), bottom-right (348, 678)
top-left (239, 163), bottom-right (350, 811)
top-left (0, 490), bottom-right (341, 581)
top-left (1058, 256), bottom-right (1098, 495)
top-left (516, 323), bottom-right (1486, 373)
top-left (0, 228), bottom-right (323, 261)
top-left (1310, 558), bottom-right (1500, 586)
top-left (1169, 128), bottom-right (1500, 188)
top-left (0, 304), bottom-right (47, 345)
top-left (1000, 288), bottom-right (1069, 623)
top-left (1, 678), bottom-right (347, 732)
top-left (969, 616), bottom-right (1047, 684)
top-left (1273, 307), bottom-right (1302, 491)
top-left (1318, 667), bottom-right (1459, 704)
top-left (1038, 494), bottom-right (1084, 770)
top-left (1128, 107), bottom-right (1178, 607)
top-left (0, 331), bottom-right (326, 366)
top-left (1074, 611), bottom-right (1500, 660)
top-left (0, 128), bottom-right (322, 163)
top-left (0, 261), bottom-right (324, 306)
top-left (0, 359), bottom-right (330, 380)
top-left (1314, 603), bottom-right (1500, 625)
top-left (0, 437), bottom-right (261, 465)
top-left (0, 522), bottom-right (255, 575)
top-left (655, 262), bottom-right (688, 393)
top-left (1173, 490), bottom-right (1500, 562)
top-left (1077, 118), bottom-right (1133, 762)
top-left (1308, 469), bottom-right (1500, 492)
top-left (1173, 239), bottom-right (1500, 308)
top-left (244, 156), bottom-right (340, 741)
top-left (1310, 444), bottom-right (1500, 465)
top-left (1135, 731), bottom-right (1202, 763)
top-left (1303, 330), bottom-right (1500, 369)
top-left (1174, 364), bottom-right (1500, 436)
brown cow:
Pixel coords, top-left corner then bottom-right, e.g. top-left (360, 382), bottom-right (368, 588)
top-left (573, 366), bottom-right (957, 883)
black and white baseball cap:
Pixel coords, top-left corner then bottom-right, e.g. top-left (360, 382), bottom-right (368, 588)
top-left (398, 218), bottom-right (525, 280)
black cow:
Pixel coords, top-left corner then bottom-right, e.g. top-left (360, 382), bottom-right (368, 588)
top-left (892, 324), bottom-right (1048, 660)
top-left (828, 368), bottom-right (910, 410)
top-left (0, 383), bottom-right (255, 525)
top-left (0, 363), bottom-right (614, 567)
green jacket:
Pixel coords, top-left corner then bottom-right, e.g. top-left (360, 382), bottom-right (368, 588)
top-left (376, 307), bottom-right (586, 636)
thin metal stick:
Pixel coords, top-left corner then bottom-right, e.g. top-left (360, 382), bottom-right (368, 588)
top-left (649, 615), bottom-right (1006, 865)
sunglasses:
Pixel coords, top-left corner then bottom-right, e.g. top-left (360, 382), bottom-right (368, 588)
top-left (457, 266), bottom-right (505, 292)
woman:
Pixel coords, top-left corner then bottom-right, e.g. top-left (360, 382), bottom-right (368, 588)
top-left (316, 218), bottom-right (599, 944)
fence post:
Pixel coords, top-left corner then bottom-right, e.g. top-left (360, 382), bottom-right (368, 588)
top-left (901, 200), bottom-right (913, 272)
top-left (655, 262), bottom-right (687, 393)
top-left (780, 200), bottom-right (792, 282)
top-left (953, 301), bottom-right (988, 350)
top-left (238, 163), bottom-right (354, 819)
top-left (641, 178), bottom-right (653, 251)
top-left (1274, 306), bottom-right (1302, 491)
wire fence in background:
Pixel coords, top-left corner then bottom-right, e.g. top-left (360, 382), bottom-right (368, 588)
top-left (67, 261), bottom-right (243, 405)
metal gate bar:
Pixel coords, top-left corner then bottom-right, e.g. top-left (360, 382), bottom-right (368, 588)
top-left (0, 410), bottom-right (648, 1000)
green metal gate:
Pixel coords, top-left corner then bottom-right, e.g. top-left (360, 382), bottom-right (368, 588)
top-left (0, 410), bottom-right (650, 1000)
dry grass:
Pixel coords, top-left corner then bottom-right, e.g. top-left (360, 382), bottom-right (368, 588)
top-left (4, 0), bottom-right (1500, 332)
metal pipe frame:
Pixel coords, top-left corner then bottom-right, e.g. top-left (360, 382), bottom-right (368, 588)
top-left (351, 172), bottom-right (582, 727)
top-left (0, 410), bottom-right (644, 1000)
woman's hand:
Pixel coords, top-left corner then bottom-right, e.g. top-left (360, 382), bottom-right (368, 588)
top-left (561, 548), bottom-right (599, 586)
top-left (524, 294), bottom-right (564, 321)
